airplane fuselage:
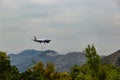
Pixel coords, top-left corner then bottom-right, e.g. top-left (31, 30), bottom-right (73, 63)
top-left (33, 37), bottom-right (51, 44)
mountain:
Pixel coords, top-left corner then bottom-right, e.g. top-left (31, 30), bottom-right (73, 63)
top-left (9, 49), bottom-right (86, 72)
top-left (103, 50), bottom-right (120, 66)
top-left (9, 49), bottom-right (59, 72)
top-left (55, 52), bottom-right (86, 71)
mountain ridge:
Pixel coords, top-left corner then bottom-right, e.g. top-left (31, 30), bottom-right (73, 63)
top-left (9, 49), bottom-right (86, 72)
top-left (9, 49), bottom-right (120, 72)
top-left (103, 50), bottom-right (120, 66)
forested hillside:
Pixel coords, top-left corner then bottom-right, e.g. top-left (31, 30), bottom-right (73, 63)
top-left (1, 45), bottom-right (120, 80)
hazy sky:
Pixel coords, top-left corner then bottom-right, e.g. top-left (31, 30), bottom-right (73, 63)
top-left (0, 0), bottom-right (120, 55)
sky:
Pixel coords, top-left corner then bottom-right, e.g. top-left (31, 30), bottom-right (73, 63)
top-left (0, 0), bottom-right (120, 55)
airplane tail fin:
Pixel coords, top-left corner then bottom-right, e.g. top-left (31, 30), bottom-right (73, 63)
top-left (34, 36), bottom-right (37, 40)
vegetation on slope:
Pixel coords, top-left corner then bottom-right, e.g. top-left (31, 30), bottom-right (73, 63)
top-left (0, 45), bottom-right (120, 80)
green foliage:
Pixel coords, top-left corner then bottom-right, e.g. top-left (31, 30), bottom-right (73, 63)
top-left (85, 45), bottom-right (100, 78)
top-left (97, 64), bottom-right (107, 80)
top-left (0, 51), bottom-right (19, 80)
top-left (44, 62), bottom-right (55, 80)
top-left (1, 45), bottom-right (120, 80)
top-left (70, 65), bottom-right (81, 79)
top-left (33, 62), bottom-right (44, 72)
top-left (70, 45), bottom-right (120, 80)
top-left (70, 64), bottom-right (92, 80)
top-left (0, 51), bottom-right (9, 60)
top-left (45, 62), bottom-right (55, 74)
top-left (21, 61), bottom-right (72, 80)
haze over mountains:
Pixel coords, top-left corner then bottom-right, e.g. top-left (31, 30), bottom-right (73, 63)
top-left (9, 49), bottom-right (86, 72)
top-left (9, 49), bottom-right (120, 72)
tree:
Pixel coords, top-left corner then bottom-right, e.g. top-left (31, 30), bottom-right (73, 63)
top-left (70, 65), bottom-right (81, 80)
top-left (44, 62), bottom-right (55, 80)
top-left (33, 62), bottom-right (44, 72)
top-left (0, 51), bottom-right (19, 80)
top-left (20, 62), bottom-right (45, 80)
top-left (0, 51), bottom-right (9, 60)
top-left (85, 45), bottom-right (100, 79)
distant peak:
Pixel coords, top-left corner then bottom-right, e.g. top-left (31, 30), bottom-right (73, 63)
top-left (43, 50), bottom-right (59, 56)
top-left (44, 50), bottom-right (58, 53)
top-left (21, 49), bottom-right (38, 53)
top-left (14, 49), bottom-right (59, 56)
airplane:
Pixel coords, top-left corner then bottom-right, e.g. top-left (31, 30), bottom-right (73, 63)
top-left (33, 36), bottom-right (51, 44)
